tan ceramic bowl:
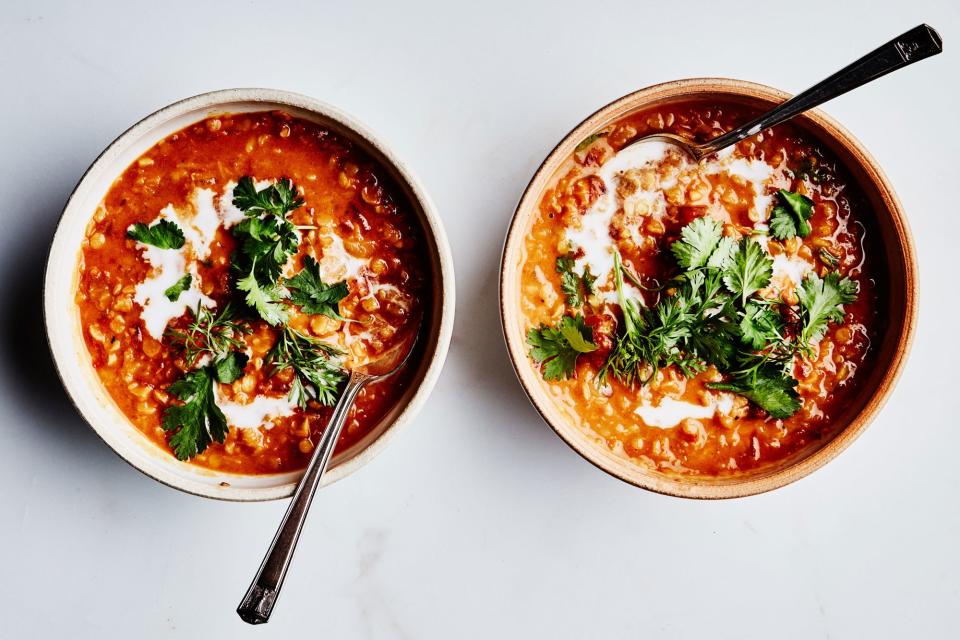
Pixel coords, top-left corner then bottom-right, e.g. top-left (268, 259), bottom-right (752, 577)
top-left (45, 89), bottom-right (455, 501)
top-left (500, 78), bottom-right (916, 499)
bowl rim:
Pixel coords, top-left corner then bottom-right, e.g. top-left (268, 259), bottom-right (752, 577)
top-left (44, 88), bottom-right (456, 501)
top-left (499, 77), bottom-right (917, 499)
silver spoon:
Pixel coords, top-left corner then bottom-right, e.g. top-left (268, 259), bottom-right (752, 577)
top-left (626, 24), bottom-right (941, 162)
top-left (236, 325), bottom-right (421, 625)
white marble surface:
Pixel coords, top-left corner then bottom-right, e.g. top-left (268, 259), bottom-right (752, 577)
top-left (1, 1), bottom-right (958, 638)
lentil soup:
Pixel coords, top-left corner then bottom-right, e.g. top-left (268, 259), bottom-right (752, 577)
top-left (519, 100), bottom-right (880, 477)
top-left (76, 111), bottom-right (426, 474)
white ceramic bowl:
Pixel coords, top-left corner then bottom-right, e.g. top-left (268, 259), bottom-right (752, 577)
top-left (45, 88), bottom-right (455, 501)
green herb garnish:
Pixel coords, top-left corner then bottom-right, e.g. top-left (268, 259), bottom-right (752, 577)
top-left (267, 326), bottom-right (346, 408)
top-left (214, 350), bottom-right (249, 385)
top-left (575, 132), bottom-right (607, 153)
top-left (671, 216), bottom-right (733, 269)
top-left (230, 177), bottom-right (303, 324)
top-left (127, 219), bottom-right (185, 249)
top-left (161, 367), bottom-right (228, 461)
top-left (722, 238), bottom-right (772, 305)
top-left (527, 314), bottom-right (597, 381)
top-left (707, 358), bottom-right (801, 419)
top-left (555, 253), bottom-right (595, 308)
top-left (540, 216), bottom-right (860, 419)
top-left (232, 176), bottom-right (304, 220)
top-left (796, 272), bottom-right (858, 348)
top-left (167, 303), bottom-right (250, 372)
top-left (283, 255), bottom-right (349, 319)
top-left (237, 265), bottom-right (289, 326)
top-left (769, 189), bottom-right (814, 240)
top-left (601, 244), bottom-right (738, 385)
top-left (164, 274), bottom-right (192, 301)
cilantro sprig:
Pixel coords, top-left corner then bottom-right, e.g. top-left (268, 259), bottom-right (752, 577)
top-left (237, 265), bottom-right (289, 326)
top-left (555, 253), bottom-right (595, 308)
top-left (527, 314), bottom-right (597, 380)
top-left (707, 358), bottom-right (801, 419)
top-left (797, 272), bottom-right (858, 348)
top-left (537, 216), bottom-right (859, 420)
top-left (602, 243), bottom-right (738, 386)
top-left (769, 189), bottom-right (814, 240)
top-left (723, 238), bottom-right (772, 305)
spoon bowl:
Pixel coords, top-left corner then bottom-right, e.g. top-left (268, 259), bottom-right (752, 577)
top-left (237, 322), bottom-right (422, 625)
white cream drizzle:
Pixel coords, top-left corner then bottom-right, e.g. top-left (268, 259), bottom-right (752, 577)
top-left (564, 141), bottom-right (673, 289)
top-left (634, 394), bottom-right (734, 429)
top-left (214, 386), bottom-right (297, 430)
top-left (771, 253), bottom-right (814, 288)
top-left (131, 187), bottom-right (224, 339)
top-left (563, 141), bottom-right (781, 298)
top-left (316, 232), bottom-right (368, 282)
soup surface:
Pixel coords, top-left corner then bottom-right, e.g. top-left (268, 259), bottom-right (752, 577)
top-left (77, 111), bottom-right (425, 474)
top-left (520, 101), bottom-right (878, 476)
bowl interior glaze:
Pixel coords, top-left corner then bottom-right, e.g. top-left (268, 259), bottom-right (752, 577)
top-left (500, 78), bottom-right (916, 499)
top-left (45, 89), bottom-right (455, 501)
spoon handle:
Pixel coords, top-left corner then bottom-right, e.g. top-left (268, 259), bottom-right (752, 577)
top-left (236, 371), bottom-right (369, 625)
top-left (697, 24), bottom-right (942, 158)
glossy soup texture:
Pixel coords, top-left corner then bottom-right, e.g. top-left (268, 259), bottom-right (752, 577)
top-left (76, 111), bottom-right (426, 474)
top-left (521, 101), bottom-right (879, 476)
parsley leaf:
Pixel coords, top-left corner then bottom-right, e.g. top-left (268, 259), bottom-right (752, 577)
top-left (582, 267), bottom-right (597, 295)
top-left (267, 327), bottom-right (346, 407)
top-left (237, 267), bottom-right (288, 326)
top-left (161, 367), bottom-right (227, 460)
top-left (671, 216), bottom-right (723, 269)
top-left (231, 176), bottom-right (304, 324)
top-left (707, 362), bottom-right (801, 419)
top-left (283, 255), bottom-right (348, 319)
top-left (164, 274), bottom-right (192, 301)
top-left (214, 350), bottom-right (248, 384)
top-left (232, 177), bottom-right (304, 220)
top-left (797, 272), bottom-right (858, 347)
top-left (769, 207), bottom-right (798, 240)
top-left (233, 215), bottom-right (300, 284)
top-left (556, 253), bottom-right (597, 308)
top-left (707, 236), bottom-right (737, 269)
top-left (527, 314), bottom-right (597, 381)
top-left (723, 238), bottom-right (772, 305)
top-left (769, 189), bottom-right (814, 240)
top-left (127, 220), bottom-right (185, 249)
